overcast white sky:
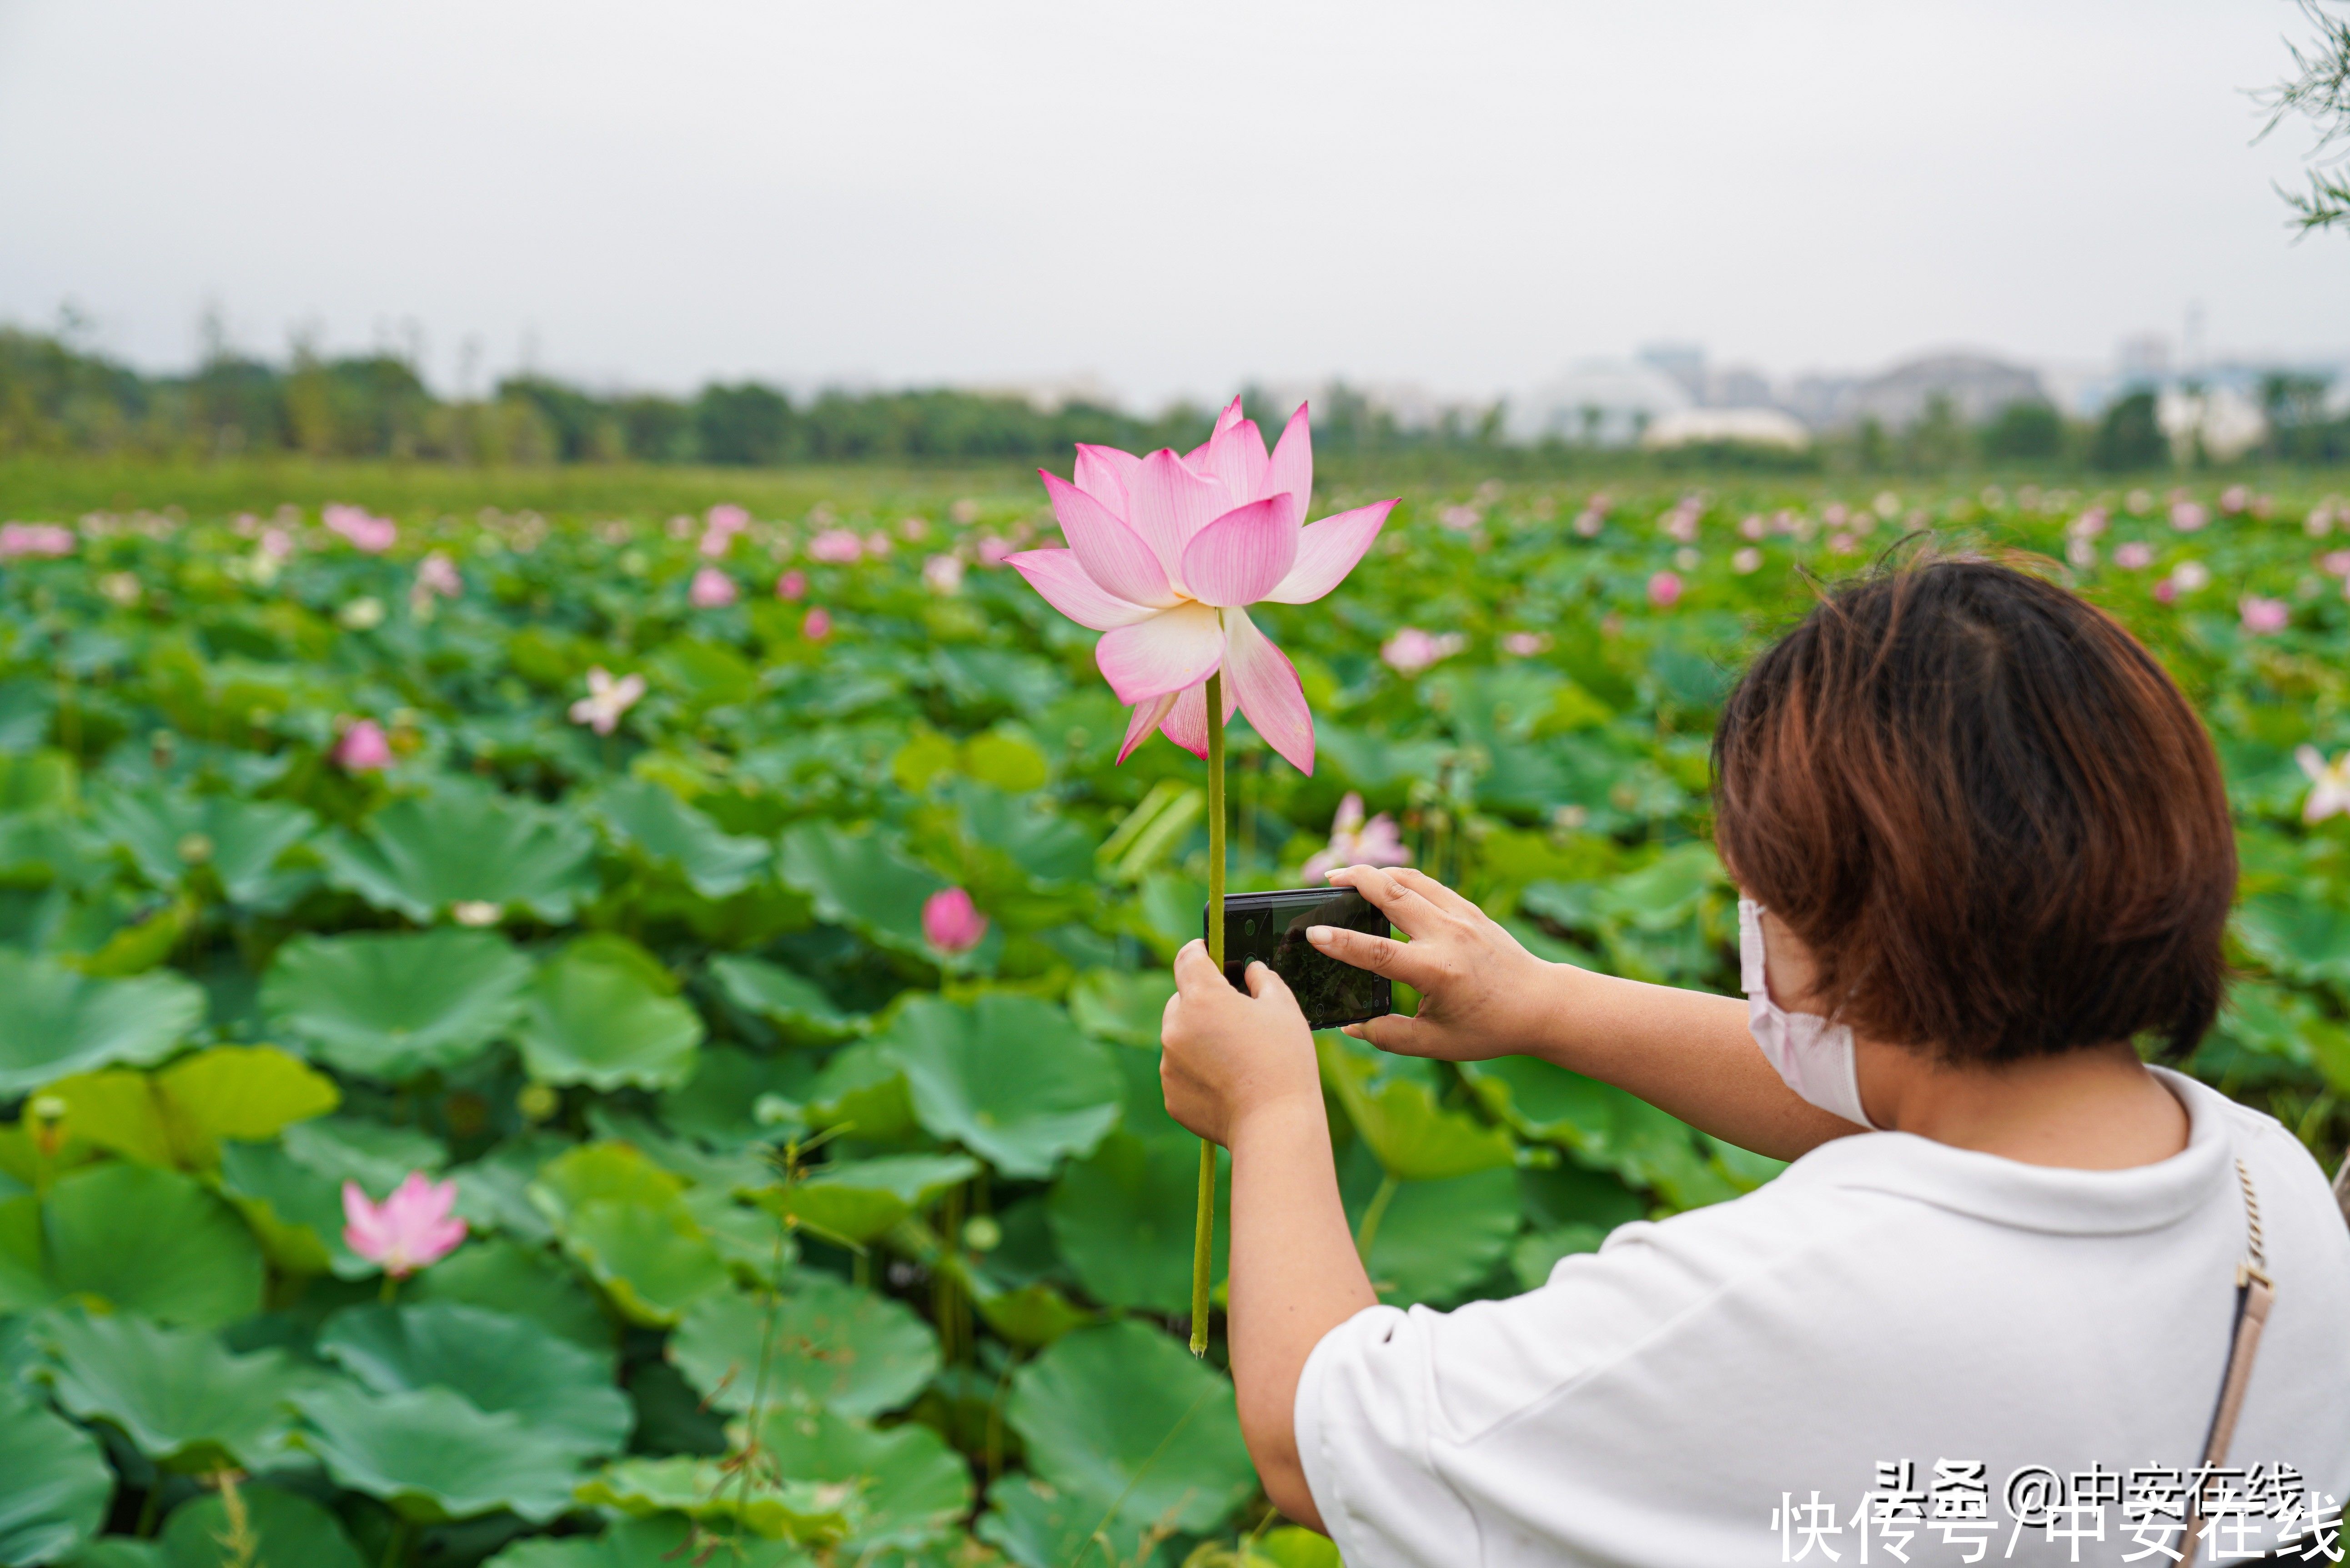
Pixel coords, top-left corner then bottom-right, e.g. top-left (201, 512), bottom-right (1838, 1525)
top-left (0, 0), bottom-right (2341, 407)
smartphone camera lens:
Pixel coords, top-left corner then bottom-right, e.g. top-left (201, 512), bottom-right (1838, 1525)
top-left (1243, 919), bottom-right (1256, 935)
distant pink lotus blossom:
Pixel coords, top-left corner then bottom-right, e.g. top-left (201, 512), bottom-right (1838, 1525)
top-left (2170, 560), bottom-right (2211, 594)
top-left (776, 569), bottom-right (808, 601)
top-left (899, 515), bottom-right (930, 540)
top-left (2298, 745), bottom-right (2350, 824)
top-left (2240, 596), bottom-right (2290, 634)
top-left (2114, 542), bottom-right (2156, 570)
top-left (2308, 505), bottom-right (2337, 538)
top-left (1501, 631), bottom-right (1550, 657)
top-left (0, 523), bottom-right (75, 559)
top-left (1659, 505), bottom-right (1700, 544)
top-left (2320, 550), bottom-right (2350, 578)
top-left (921, 887), bottom-right (989, 954)
top-left (1381, 627), bottom-right (1464, 675)
top-left (1438, 504), bottom-right (1481, 532)
top-left (2153, 580), bottom-right (2178, 604)
top-left (1732, 547), bottom-right (1764, 575)
top-left (343, 1172), bottom-right (466, 1278)
top-left (2169, 501), bottom-right (2208, 533)
top-left (570, 667), bottom-right (645, 734)
top-left (923, 554), bottom-right (964, 594)
top-left (808, 528), bottom-right (864, 563)
top-left (413, 552), bottom-right (462, 600)
top-left (1301, 792), bottom-right (1412, 884)
top-left (324, 504), bottom-right (397, 553)
top-left (975, 535), bottom-right (1015, 567)
top-left (1647, 571), bottom-right (1684, 608)
top-left (2066, 509), bottom-right (2108, 540)
top-left (699, 506), bottom-right (748, 558)
top-left (864, 532), bottom-right (893, 558)
top-left (1008, 397), bottom-right (1396, 774)
top-left (688, 567), bottom-right (738, 608)
top-left (2219, 485), bottom-right (2250, 516)
top-left (802, 607), bottom-right (833, 641)
top-left (333, 719), bottom-right (393, 772)
top-left (1738, 514), bottom-right (1767, 541)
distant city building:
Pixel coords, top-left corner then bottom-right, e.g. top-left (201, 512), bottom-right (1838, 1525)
top-left (1635, 342), bottom-right (1708, 403)
top-left (1507, 358), bottom-right (1692, 446)
top-left (1843, 353), bottom-right (2047, 428)
top-left (2158, 384), bottom-right (2268, 462)
top-left (1641, 407), bottom-right (1810, 451)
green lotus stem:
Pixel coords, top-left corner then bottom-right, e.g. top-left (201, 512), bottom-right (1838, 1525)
top-left (1192, 670), bottom-right (1225, 1357)
top-left (1355, 1172), bottom-right (1401, 1262)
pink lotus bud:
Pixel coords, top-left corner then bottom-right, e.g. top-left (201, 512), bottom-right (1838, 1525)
top-left (688, 567), bottom-right (738, 608)
top-left (802, 606), bottom-right (833, 641)
top-left (808, 528), bottom-right (864, 564)
top-left (0, 523), bottom-right (75, 559)
top-left (776, 569), bottom-right (808, 600)
top-left (1647, 571), bottom-right (1684, 609)
top-left (922, 887), bottom-right (988, 954)
top-left (324, 504), bottom-right (397, 553)
top-left (334, 719), bottom-right (393, 772)
top-left (2240, 596), bottom-right (2290, 634)
top-left (343, 1172), bottom-right (467, 1278)
top-left (2153, 580), bottom-right (2178, 604)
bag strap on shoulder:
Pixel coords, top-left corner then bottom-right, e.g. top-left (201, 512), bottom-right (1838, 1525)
top-left (2180, 1157), bottom-right (2277, 1568)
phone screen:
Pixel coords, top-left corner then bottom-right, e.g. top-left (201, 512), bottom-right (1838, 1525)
top-left (1204, 887), bottom-right (1393, 1029)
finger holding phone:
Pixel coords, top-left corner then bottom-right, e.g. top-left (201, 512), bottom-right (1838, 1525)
top-left (1307, 864), bottom-right (1559, 1061)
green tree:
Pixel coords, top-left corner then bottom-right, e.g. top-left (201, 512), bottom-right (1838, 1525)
top-left (2089, 390), bottom-right (2166, 472)
top-left (693, 382), bottom-right (795, 464)
top-left (1980, 400), bottom-right (2065, 462)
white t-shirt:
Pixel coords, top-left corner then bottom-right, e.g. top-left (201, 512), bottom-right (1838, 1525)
top-left (1296, 1068), bottom-right (2350, 1566)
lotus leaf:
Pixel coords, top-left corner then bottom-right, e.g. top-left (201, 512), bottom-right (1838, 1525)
top-left (90, 788), bottom-right (314, 905)
top-left (41, 1310), bottom-right (316, 1472)
top-left (1047, 1132), bottom-right (1230, 1313)
top-left (280, 1115), bottom-right (448, 1191)
top-left (574, 1456), bottom-right (852, 1544)
top-left (517, 935), bottom-right (705, 1091)
top-left (485, 1514), bottom-right (811, 1568)
top-left (1317, 1037), bottom-right (1515, 1182)
top-left (2235, 893), bottom-right (2350, 989)
top-left (0, 1383), bottom-right (114, 1568)
top-left (0, 951), bottom-right (206, 1095)
top-left (752, 1404), bottom-right (973, 1554)
top-left (410, 1235), bottom-right (613, 1352)
top-left (800, 1038), bottom-right (914, 1139)
top-left (261, 928), bottom-right (533, 1079)
top-left (1461, 1056), bottom-right (1733, 1207)
top-left (660, 1043), bottom-right (822, 1146)
top-left (0, 1195), bottom-right (52, 1313)
top-left (316, 790), bottom-right (598, 923)
top-left (878, 995), bottom-right (1121, 1179)
top-left (1007, 1320), bottom-right (1254, 1535)
top-left (159, 1484), bottom-right (363, 1568)
top-left (291, 1381), bottom-right (585, 1523)
top-left (561, 1200), bottom-right (729, 1326)
top-left (777, 821), bottom-right (942, 956)
top-left (1066, 967), bottom-right (1177, 1049)
top-left (974, 1476), bottom-right (1171, 1568)
top-left (45, 1162), bottom-right (265, 1328)
top-left (40, 1046), bottom-right (338, 1171)
top-left (596, 779), bottom-right (771, 897)
top-left (671, 1272), bottom-right (938, 1418)
top-left (708, 955), bottom-right (863, 1043)
top-left (1344, 1158), bottom-right (1521, 1307)
top-left (748, 1151), bottom-right (978, 1245)
top-left (318, 1301), bottom-right (631, 1457)
top-left (450, 1133), bottom-right (573, 1243)
top-left (1510, 1223), bottom-right (1607, 1291)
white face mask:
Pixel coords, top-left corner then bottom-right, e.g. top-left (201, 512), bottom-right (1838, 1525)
top-left (1737, 898), bottom-right (1878, 1130)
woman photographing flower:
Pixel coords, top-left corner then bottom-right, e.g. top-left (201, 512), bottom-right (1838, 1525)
top-left (1160, 555), bottom-right (2350, 1563)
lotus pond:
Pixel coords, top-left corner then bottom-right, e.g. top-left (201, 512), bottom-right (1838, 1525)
top-left (0, 466), bottom-right (2345, 1568)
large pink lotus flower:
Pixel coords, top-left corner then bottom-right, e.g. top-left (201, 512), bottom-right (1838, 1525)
top-left (922, 887), bottom-right (988, 953)
top-left (0, 523), bottom-right (75, 560)
top-left (324, 504), bottom-right (397, 553)
top-left (342, 1172), bottom-right (466, 1278)
top-left (1010, 399), bottom-right (1396, 774)
top-left (333, 719), bottom-right (393, 772)
top-left (1301, 793), bottom-right (1412, 884)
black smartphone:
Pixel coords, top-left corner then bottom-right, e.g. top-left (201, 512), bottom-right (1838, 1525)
top-left (1203, 886), bottom-right (1393, 1030)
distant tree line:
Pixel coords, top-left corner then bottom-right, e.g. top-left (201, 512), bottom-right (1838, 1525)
top-left (4, 327), bottom-right (2343, 473)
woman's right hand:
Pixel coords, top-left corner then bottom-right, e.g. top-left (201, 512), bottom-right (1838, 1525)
top-left (1309, 864), bottom-right (1567, 1062)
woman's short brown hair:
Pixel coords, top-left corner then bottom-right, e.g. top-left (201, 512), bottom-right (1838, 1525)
top-left (1712, 553), bottom-right (2235, 1064)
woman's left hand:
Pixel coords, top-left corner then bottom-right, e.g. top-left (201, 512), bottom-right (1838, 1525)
top-left (1159, 940), bottom-right (1322, 1147)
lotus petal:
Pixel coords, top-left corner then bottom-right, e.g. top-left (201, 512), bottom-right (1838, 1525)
top-left (1157, 677), bottom-right (1238, 759)
top-left (1127, 450), bottom-right (1227, 589)
top-left (1006, 549), bottom-right (1157, 631)
top-left (1194, 417), bottom-right (1268, 509)
top-left (1181, 497), bottom-right (1300, 608)
top-left (1116, 691), bottom-right (1180, 764)
top-left (1263, 499), bottom-right (1396, 603)
top-left (1095, 601), bottom-right (1226, 705)
top-left (1262, 403), bottom-right (1313, 517)
top-left (1039, 474), bottom-right (1176, 608)
top-left (1074, 444), bottom-right (1140, 513)
top-left (1223, 608), bottom-right (1314, 774)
